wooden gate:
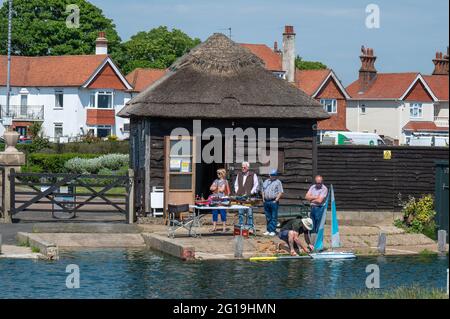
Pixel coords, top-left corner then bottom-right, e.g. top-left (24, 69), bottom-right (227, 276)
top-left (10, 169), bottom-right (133, 223)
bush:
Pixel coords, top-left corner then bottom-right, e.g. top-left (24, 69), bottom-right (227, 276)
top-left (26, 153), bottom-right (98, 173)
top-left (65, 154), bottom-right (129, 174)
top-left (395, 194), bottom-right (437, 239)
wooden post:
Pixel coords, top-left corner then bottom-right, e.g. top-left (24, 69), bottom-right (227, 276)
top-left (234, 232), bottom-right (244, 258)
top-left (438, 230), bottom-right (447, 254)
top-left (128, 169), bottom-right (135, 224)
top-left (378, 233), bottom-right (386, 255)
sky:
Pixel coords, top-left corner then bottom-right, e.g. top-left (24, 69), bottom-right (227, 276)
top-left (3, 0), bottom-right (450, 85)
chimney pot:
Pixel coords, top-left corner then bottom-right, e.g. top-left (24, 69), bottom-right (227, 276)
top-left (95, 31), bottom-right (108, 55)
top-left (358, 45), bottom-right (377, 92)
top-left (284, 25), bottom-right (295, 35)
top-left (432, 47), bottom-right (449, 75)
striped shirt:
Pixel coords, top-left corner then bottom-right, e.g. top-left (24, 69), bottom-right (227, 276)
top-left (262, 179), bottom-right (284, 201)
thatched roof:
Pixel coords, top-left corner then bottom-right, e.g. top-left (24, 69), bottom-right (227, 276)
top-left (118, 33), bottom-right (329, 120)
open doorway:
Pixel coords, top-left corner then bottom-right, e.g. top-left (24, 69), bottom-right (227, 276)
top-left (195, 138), bottom-right (228, 199)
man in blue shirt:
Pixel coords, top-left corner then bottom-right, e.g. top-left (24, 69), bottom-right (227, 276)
top-left (262, 169), bottom-right (284, 237)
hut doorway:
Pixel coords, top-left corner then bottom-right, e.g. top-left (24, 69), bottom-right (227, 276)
top-left (195, 137), bottom-right (228, 199)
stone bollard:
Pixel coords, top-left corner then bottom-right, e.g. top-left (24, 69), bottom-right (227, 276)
top-left (378, 233), bottom-right (386, 255)
top-left (235, 235), bottom-right (244, 258)
top-left (438, 230), bottom-right (447, 254)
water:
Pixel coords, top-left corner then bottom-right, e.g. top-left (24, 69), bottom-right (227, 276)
top-left (0, 249), bottom-right (447, 299)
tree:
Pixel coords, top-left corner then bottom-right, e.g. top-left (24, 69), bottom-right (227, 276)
top-left (295, 55), bottom-right (327, 70)
top-left (0, 0), bottom-right (122, 57)
top-left (119, 26), bottom-right (201, 74)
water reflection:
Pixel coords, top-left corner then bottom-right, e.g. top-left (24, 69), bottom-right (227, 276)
top-left (0, 250), bottom-right (447, 299)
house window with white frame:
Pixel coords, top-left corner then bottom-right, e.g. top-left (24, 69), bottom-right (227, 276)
top-left (410, 103), bottom-right (423, 119)
top-left (55, 90), bottom-right (64, 108)
top-left (54, 123), bottom-right (63, 138)
top-left (89, 91), bottom-right (114, 109)
top-left (320, 99), bottom-right (337, 114)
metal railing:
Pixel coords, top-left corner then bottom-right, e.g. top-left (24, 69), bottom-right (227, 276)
top-left (434, 116), bottom-right (449, 128)
top-left (0, 104), bottom-right (44, 121)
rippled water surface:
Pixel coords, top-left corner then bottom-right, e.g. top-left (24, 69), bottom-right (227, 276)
top-left (0, 249), bottom-right (447, 299)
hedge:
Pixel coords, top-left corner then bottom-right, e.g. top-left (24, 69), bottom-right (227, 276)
top-left (23, 153), bottom-right (99, 174)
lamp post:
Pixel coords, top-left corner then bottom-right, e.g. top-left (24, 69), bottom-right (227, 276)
top-left (5, 0), bottom-right (13, 130)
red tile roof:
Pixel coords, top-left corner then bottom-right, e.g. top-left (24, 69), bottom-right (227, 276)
top-left (239, 43), bottom-right (283, 71)
top-left (0, 55), bottom-right (108, 87)
top-left (295, 69), bottom-right (331, 96)
top-left (347, 73), bottom-right (420, 99)
top-left (126, 68), bottom-right (167, 92)
top-left (403, 121), bottom-right (448, 132)
top-left (423, 75), bottom-right (449, 101)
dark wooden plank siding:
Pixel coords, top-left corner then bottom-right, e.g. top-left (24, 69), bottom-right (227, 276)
top-left (317, 145), bottom-right (449, 211)
top-left (132, 118), bottom-right (317, 208)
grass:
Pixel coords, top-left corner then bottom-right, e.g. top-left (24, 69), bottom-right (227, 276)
top-left (31, 246), bottom-right (41, 253)
top-left (418, 249), bottom-right (438, 257)
top-left (342, 287), bottom-right (448, 299)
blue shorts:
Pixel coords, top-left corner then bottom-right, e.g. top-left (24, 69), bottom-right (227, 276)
top-left (279, 229), bottom-right (290, 242)
top-left (212, 210), bottom-right (227, 222)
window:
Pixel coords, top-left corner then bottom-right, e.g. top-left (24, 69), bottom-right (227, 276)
top-left (20, 94), bottom-right (28, 116)
top-left (320, 99), bottom-right (337, 113)
top-left (89, 91), bottom-right (113, 109)
top-left (55, 90), bottom-right (64, 108)
top-left (361, 105), bottom-right (366, 114)
top-left (410, 103), bottom-right (423, 118)
top-left (54, 123), bottom-right (63, 138)
top-left (97, 126), bottom-right (112, 138)
top-left (168, 138), bottom-right (193, 190)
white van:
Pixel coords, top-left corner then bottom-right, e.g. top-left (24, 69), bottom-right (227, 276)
top-left (322, 131), bottom-right (385, 146)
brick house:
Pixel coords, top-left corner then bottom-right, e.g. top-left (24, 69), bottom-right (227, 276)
top-left (346, 46), bottom-right (449, 145)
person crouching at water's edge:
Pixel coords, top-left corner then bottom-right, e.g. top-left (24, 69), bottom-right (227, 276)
top-left (210, 168), bottom-right (230, 232)
top-left (234, 162), bottom-right (258, 231)
top-left (278, 218), bottom-right (314, 256)
top-left (262, 169), bottom-right (284, 237)
top-left (305, 175), bottom-right (328, 234)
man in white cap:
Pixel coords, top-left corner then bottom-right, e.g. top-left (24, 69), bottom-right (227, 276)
top-left (277, 217), bottom-right (314, 256)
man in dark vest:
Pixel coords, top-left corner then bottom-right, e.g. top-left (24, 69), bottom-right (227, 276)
top-left (234, 161), bottom-right (259, 230)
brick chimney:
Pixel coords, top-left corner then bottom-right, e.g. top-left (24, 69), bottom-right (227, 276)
top-left (359, 46), bottom-right (377, 92)
top-left (95, 31), bottom-right (108, 55)
top-left (273, 41), bottom-right (281, 54)
top-left (432, 47), bottom-right (449, 75)
top-left (282, 25), bottom-right (296, 83)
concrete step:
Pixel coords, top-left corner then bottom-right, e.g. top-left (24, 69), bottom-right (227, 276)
top-left (32, 223), bottom-right (140, 234)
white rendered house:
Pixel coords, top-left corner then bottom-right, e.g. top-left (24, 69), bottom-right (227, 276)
top-left (0, 33), bottom-right (133, 142)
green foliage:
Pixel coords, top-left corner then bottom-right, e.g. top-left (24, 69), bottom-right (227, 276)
top-left (295, 55), bottom-right (327, 70)
top-left (119, 26), bottom-right (201, 74)
top-left (0, 0), bottom-right (122, 58)
top-left (395, 194), bottom-right (437, 239)
top-left (28, 122), bottom-right (44, 139)
top-left (25, 153), bottom-right (98, 173)
top-left (64, 154), bottom-right (129, 174)
top-left (44, 141), bottom-right (129, 154)
top-left (343, 286), bottom-right (448, 299)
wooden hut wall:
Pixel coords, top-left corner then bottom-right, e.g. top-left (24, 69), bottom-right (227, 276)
top-left (132, 118), bottom-right (317, 210)
top-left (317, 145), bottom-right (449, 211)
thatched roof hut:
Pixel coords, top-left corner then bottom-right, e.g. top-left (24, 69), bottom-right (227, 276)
top-left (118, 33), bottom-right (328, 120)
top-left (124, 33), bottom-right (330, 216)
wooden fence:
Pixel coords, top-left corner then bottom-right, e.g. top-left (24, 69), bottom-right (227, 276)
top-left (317, 145), bottom-right (449, 211)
